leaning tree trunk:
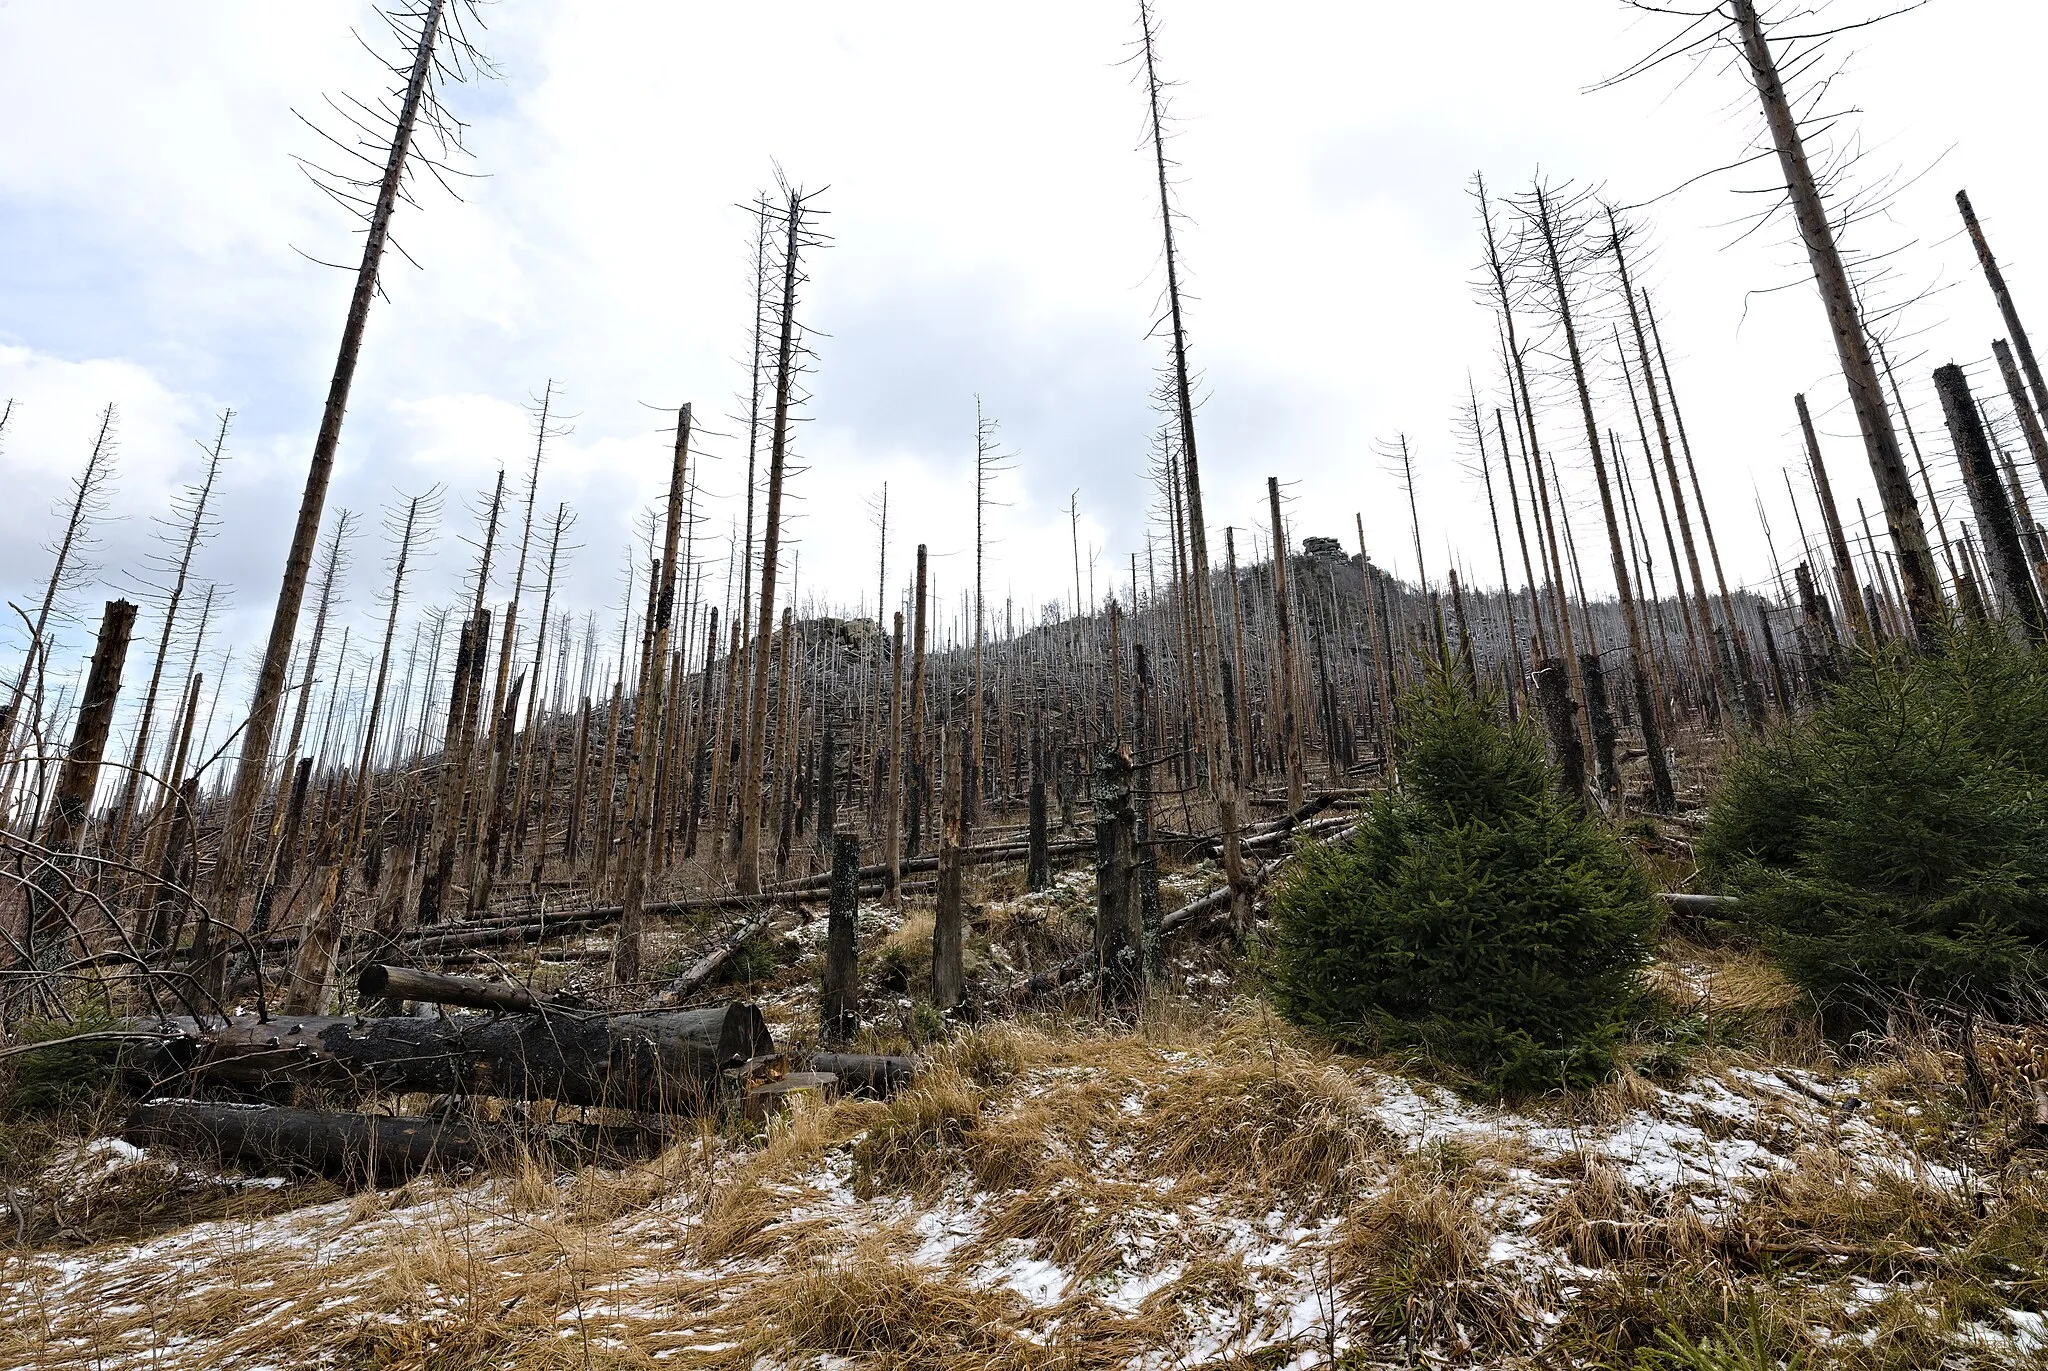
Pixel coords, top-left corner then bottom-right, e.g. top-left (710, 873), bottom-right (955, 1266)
top-left (1935, 364), bottom-right (2045, 639)
top-left (19, 599), bottom-right (135, 969)
top-left (222, 0), bottom-right (452, 902)
top-left (1732, 0), bottom-right (1941, 644)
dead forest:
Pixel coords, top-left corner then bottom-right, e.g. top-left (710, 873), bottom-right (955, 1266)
top-left (4, 2), bottom-right (2048, 1368)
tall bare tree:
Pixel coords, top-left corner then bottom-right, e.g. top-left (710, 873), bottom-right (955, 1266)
top-left (223, 0), bottom-right (487, 892)
top-left (1136, 0), bottom-right (1250, 929)
top-left (111, 411), bottom-right (232, 859)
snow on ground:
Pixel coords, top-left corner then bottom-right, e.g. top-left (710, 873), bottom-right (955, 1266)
top-left (1, 1030), bottom-right (2038, 1370)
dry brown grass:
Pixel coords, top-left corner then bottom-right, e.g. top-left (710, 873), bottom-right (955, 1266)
top-left (1333, 1158), bottom-right (1531, 1358)
top-left (10, 991), bottom-right (2048, 1371)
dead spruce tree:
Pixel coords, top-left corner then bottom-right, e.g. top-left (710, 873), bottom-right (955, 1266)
top-left (224, 0), bottom-right (488, 898)
top-left (613, 405), bottom-right (692, 985)
top-left (1614, 0), bottom-right (1941, 641)
top-left (1, 404), bottom-right (119, 806)
top-left (735, 183), bottom-right (825, 895)
top-left (111, 410), bottom-right (231, 862)
top-left (1136, 0), bottom-right (1250, 930)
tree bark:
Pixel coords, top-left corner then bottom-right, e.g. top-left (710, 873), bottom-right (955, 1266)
top-left (1795, 394), bottom-right (1874, 646)
top-left (1732, 0), bottom-right (1941, 643)
top-left (930, 730), bottom-right (966, 1010)
top-left (20, 599), bottom-right (136, 969)
top-left (126, 1003), bottom-right (773, 1114)
top-left (123, 1100), bottom-right (490, 1183)
top-left (1958, 191), bottom-right (2048, 432)
top-left (821, 831), bottom-right (859, 1044)
top-left (1935, 363), bottom-right (2045, 639)
top-left (1092, 746), bottom-right (1142, 1014)
top-left (736, 198), bottom-right (806, 895)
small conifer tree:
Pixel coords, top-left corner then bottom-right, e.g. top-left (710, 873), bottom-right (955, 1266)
top-left (1266, 668), bottom-right (1656, 1094)
top-left (1701, 626), bottom-right (2048, 1021)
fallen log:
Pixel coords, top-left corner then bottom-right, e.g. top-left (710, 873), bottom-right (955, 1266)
top-left (649, 913), bottom-right (773, 1007)
top-left (759, 837), bottom-right (1094, 896)
top-left (121, 1099), bottom-right (490, 1183)
top-left (355, 964), bottom-right (558, 1015)
top-left (123, 1003), bottom-right (774, 1114)
top-left (1657, 892), bottom-right (1740, 919)
top-left (1011, 855), bottom-right (1293, 1004)
top-left (1011, 952), bottom-right (1097, 1004)
top-left (804, 1051), bottom-right (917, 1097)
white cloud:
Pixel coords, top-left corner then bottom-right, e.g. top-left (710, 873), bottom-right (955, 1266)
top-left (1, 0), bottom-right (2045, 697)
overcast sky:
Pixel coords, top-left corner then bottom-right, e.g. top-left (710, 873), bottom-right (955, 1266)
top-left (3, 0), bottom-right (2046, 707)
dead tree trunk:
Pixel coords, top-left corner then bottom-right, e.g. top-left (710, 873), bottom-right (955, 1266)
top-left (283, 866), bottom-right (344, 1016)
top-left (1093, 745), bottom-right (1143, 1015)
top-left (1935, 364), bottom-right (2045, 639)
top-left (126, 1004), bottom-right (774, 1114)
top-left (1531, 659), bottom-right (1586, 800)
top-left (1795, 394), bottom-right (1874, 645)
top-left (613, 406), bottom-right (692, 985)
top-left (821, 831), bottom-right (859, 1044)
top-left (1140, 1), bottom-right (1250, 934)
top-left (21, 599), bottom-right (136, 965)
top-left (1026, 746), bottom-right (1051, 893)
top-left (1266, 477), bottom-right (1307, 807)
top-left (1732, 0), bottom-right (1942, 643)
top-left (883, 610), bottom-right (906, 903)
top-left (123, 1100), bottom-right (490, 1183)
top-left (736, 193), bottom-right (810, 895)
top-left (930, 729), bottom-right (966, 1010)
top-left (907, 545), bottom-right (930, 859)
top-left (1958, 191), bottom-right (2048, 431)
top-left (1579, 653), bottom-right (1621, 800)
top-left (223, 0), bottom-right (454, 896)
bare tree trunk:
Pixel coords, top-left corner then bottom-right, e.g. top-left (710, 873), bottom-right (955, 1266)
top-left (1958, 191), bottom-right (2048, 431)
top-left (19, 599), bottom-right (135, 967)
top-left (907, 545), bottom-right (929, 859)
top-left (1795, 394), bottom-right (1874, 645)
top-left (1732, 0), bottom-right (1941, 643)
top-left (112, 411), bottom-right (229, 860)
top-left (1266, 478), bottom-right (1307, 807)
top-left (1093, 745), bottom-right (1142, 1015)
top-left (1138, 0), bottom-right (1248, 931)
top-left (283, 866), bottom-right (345, 1016)
top-left (736, 195), bottom-right (808, 895)
top-left (614, 406), bottom-right (692, 985)
top-left (930, 728), bottom-right (965, 1010)
top-left (821, 831), bottom-right (859, 1045)
top-left (1935, 364), bottom-right (2045, 639)
top-left (883, 611), bottom-right (906, 904)
top-left (0, 404), bottom-right (119, 800)
top-left (223, 0), bottom-right (453, 897)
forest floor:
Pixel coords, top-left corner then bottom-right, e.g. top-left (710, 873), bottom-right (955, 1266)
top-left (3, 855), bottom-right (2047, 1370)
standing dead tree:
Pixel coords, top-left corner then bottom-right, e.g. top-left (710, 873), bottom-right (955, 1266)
top-left (111, 411), bottom-right (231, 862)
top-left (223, 0), bottom-right (489, 899)
top-left (1, 404), bottom-right (119, 812)
top-left (613, 405), bottom-right (692, 986)
top-left (1612, 0), bottom-right (1941, 642)
top-left (1135, 0), bottom-right (1250, 931)
top-left (735, 182), bottom-right (826, 895)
